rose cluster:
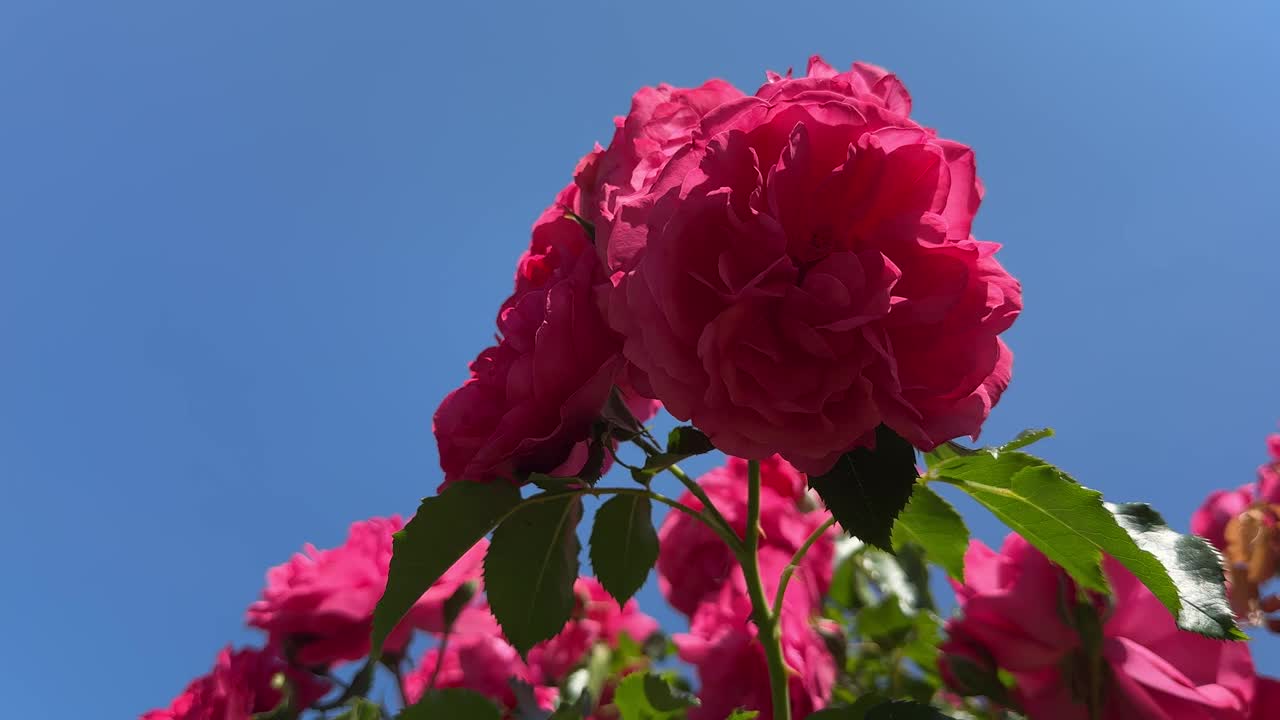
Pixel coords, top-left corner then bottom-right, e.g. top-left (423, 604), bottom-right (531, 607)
top-left (935, 428), bottom-right (1280, 720)
top-left (142, 517), bottom-right (658, 719)
top-left (658, 456), bottom-right (837, 719)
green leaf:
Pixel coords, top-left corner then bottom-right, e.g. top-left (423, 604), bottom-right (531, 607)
top-left (726, 711), bottom-right (759, 720)
top-left (933, 452), bottom-right (1177, 604)
top-left (398, 688), bottom-right (502, 720)
top-left (865, 700), bottom-right (956, 719)
top-left (858, 597), bottom-right (915, 640)
top-left (641, 426), bottom-right (716, 473)
top-left (529, 473), bottom-right (584, 493)
top-left (643, 673), bottom-right (698, 712)
top-left (1108, 502), bottom-right (1246, 640)
top-left (809, 425), bottom-right (919, 550)
top-left (808, 694), bottom-right (890, 719)
top-left (858, 549), bottom-right (918, 613)
top-left (485, 494), bottom-right (582, 655)
top-left (996, 427), bottom-right (1054, 454)
top-left (332, 699), bottom-right (382, 720)
top-left (560, 643), bottom-right (612, 716)
top-left (590, 494), bottom-right (659, 604)
top-left (613, 672), bottom-right (698, 719)
top-left (891, 484), bottom-right (969, 582)
top-left (893, 544), bottom-right (937, 612)
top-left (923, 428), bottom-right (1054, 468)
top-left (372, 481), bottom-right (522, 659)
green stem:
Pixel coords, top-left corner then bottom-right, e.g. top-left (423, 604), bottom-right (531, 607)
top-left (739, 459), bottom-right (792, 720)
top-left (627, 436), bottom-right (741, 552)
top-left (664, 462), bottom-right (742, 552)
top-left (772, 516), bottom-right (836, 617)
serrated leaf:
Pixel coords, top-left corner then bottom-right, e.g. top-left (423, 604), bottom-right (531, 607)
top-left (485, 494), bottom-right (582, 655)
top-left (590, 494), bottom-right (658, 604)
top-left (933, 453), bottom-right (1178, 607)
top-left (643, 673), bottom-right (698, 711)
top-left (810, 425), bottom-right (919, 550)
top-left (891, 484), bottom-right (969, 582)
top-left (923, 428), bottom-right (1053, 468)
top-left (613, 672), bottom-right (697, 719)
top-left (641, 426), bottom-right (716, 473)
top-left (399, 688), bottom-right (502, 720)
top-left (1108, 502), bottom-right (1246, 640)
top-left (996, 427), bottom-right (1054, 454)
top-left (372, 482), bottom-right (522, 659)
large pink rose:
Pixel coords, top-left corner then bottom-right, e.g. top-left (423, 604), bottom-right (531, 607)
top-left (675, 558), bottom-right (835, 720)
top-left (433, 182), bottom-right (635, 485)
top-left (526, 576), bottom-right (659, 683)
top-left (142, 646), bottom-right (329, 720)
top-left (942, 535), bottom-right (1257, 719)
top-left (403, 605), bottom-right (557, 715)
top-left (597, 56), bottom-right (1021, 473)
top-left (656, 455), bottom-right (833, 616)
top-left (246, 516), bottom-right (486, 667)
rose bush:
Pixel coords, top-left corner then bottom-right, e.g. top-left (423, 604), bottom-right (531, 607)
top-left (144, 55), bottom-right (1273, 720)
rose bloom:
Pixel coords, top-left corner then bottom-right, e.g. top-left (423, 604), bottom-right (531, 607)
top-left (433, 181), bottom-right (660, 486)
top-left (246, 516), bottom-right (486, 667)
top-left (1253, 676), bottom-right (1280, 719)
top-left (941, 534), bottom-right (1257, 719)
top-left (527, 576), bottom-right (660, 683)
top-left (1192, 432), bottom-right (1280, 550)
top-left (675, 558), bottom-right (835, 720)
top-left (657, 455), bottom-right (833, 616)
top-left (403, 604), bottom-right (557, 715)
top-left (142, 646), bottom-right (329, 720)
top-left (587, 56), bottom-right (1020, 473)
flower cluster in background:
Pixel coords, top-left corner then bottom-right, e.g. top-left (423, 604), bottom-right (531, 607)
top-left (140, 50), bottom-right (1277, 720)
top-left (143, 516), bottom-right (660, 719)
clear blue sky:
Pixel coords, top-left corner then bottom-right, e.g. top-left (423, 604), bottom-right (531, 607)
top-left (3, 2), bottom-right (1279, 717)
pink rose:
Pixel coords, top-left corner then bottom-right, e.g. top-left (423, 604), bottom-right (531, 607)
top-left (675, 566), bottom-right (834, 720)
top-left (433, 183), bottom-right (628, 485)
top-left (527, 577), bottom-right (659, 683)
top-left (942, 535), bottom-right (1257, 719)
top-left (596, 55), bottom-right (1020, 473)
top-left (404, 605), bottom-right (557, 715)
top-left (937, 628), bottom-right (999, 698)
top-left (1252, 676), bottom-right (1280, 719)
top-left (142, 646), bottom-right (329, 720)
top-left (1192, 471), bottom-right (1280, 552)
top-left (656, 455), bottom-right (833, 616)
top-left (246, 516), bottom-right (486, 667)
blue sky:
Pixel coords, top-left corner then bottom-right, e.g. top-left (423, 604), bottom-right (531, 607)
top-left (3, 1), bottom-right (1279, 716)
